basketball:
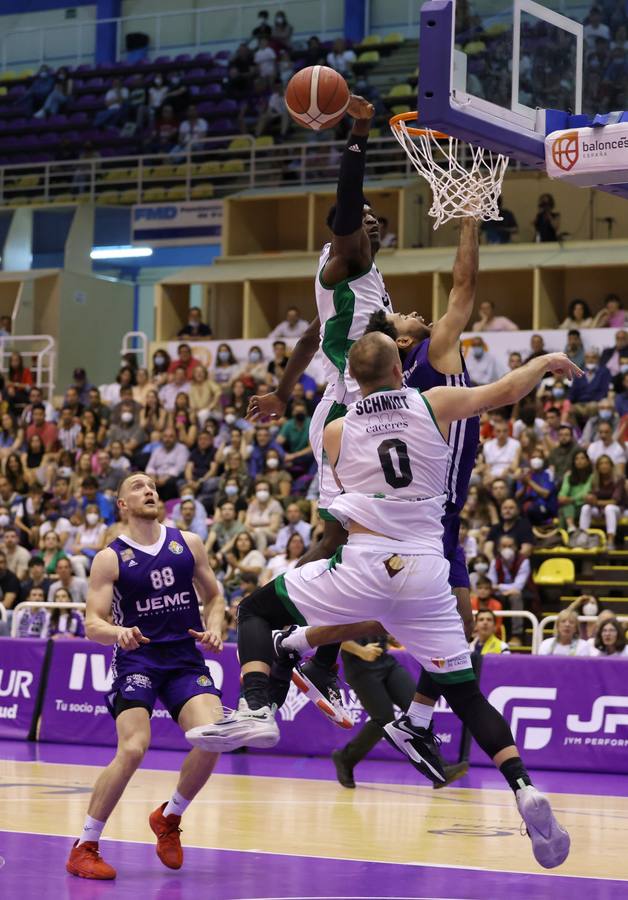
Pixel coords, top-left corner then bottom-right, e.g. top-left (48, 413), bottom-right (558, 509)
top-left (285, 65), bottom-right (350, 131)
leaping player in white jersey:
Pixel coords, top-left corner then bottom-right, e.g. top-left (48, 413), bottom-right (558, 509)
top-left (190, 333), bottom-right (581, 869)
top-left (248, 94), bottom-right (391, 726)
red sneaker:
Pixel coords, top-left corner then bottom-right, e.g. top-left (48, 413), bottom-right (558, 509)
top-left (66, 840), bottom-right (116, 879)
top-left (149, 802), bottom-right (183, 869)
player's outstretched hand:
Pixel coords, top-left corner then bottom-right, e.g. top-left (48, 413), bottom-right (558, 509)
top-left (347, 94), bottom-right (375, 121)
top-left (541, 353), bottom-right (584, 380)
top-left (117, 626), bottom-right (150, 651)
top-left (361, 643), bottom-right (384, 662)
top-left (247, 390), bottom-right (286, 422)
top-left (189, 628), bottom-right (224, 653)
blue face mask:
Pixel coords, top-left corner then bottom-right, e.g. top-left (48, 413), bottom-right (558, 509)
top-left (552, 387), bottom-right (565, 399)
top-left (599, 409), bottom-right (612, 420)
top-left (472, 347), bottom-right (484, 359)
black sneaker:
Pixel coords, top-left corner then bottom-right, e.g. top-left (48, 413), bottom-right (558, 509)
top-left (383, 716), bottom-right (446, 785)
top-left (433, 761), bottom-right (470, 790)
top-left (272, 626), bottom-right (302, 665)
top-left (292, 658), bottom-right (353, 729)
top-left (332, 749), bottom-right (356, 789)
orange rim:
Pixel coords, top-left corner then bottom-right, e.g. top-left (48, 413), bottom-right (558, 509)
top-left (389, 110), bottom-right (449, 139)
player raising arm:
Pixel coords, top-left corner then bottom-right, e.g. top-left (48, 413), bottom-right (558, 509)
top-left (66, 473), bottom-right (224, 881)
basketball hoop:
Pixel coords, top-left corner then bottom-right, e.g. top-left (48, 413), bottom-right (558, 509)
top-left (389, 111), bottom-right (510, 229)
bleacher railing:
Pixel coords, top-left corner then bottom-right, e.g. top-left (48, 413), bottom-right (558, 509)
top-left (10, 600), bottom-right (85, 638)
top-left (1, 0), bottom-right (343, 73)
top-left (0, 335), bottom-right (56, 403)
top-left (0, 132), bottom-right (415, 206)
top-left (121, 331), bottom-right (149, 369)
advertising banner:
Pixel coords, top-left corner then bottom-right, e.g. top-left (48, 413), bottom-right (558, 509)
top-left (132, 200), bottom-right (223, 245)
top-left (0, 638), bottom-right (47, 740)
top-left (470, 655), bottom-right (628, 773)
top-left (36, 641), bottom-right (461, 761)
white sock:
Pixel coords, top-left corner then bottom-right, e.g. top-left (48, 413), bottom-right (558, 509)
top-left (407, 700), bottom-right (434, 730)
top-left (77, 814), bottom-right (105, 845)
top-left (163, 789), bottom-right (191, 818)
top-left (281, 625), bottom-right (312, 655)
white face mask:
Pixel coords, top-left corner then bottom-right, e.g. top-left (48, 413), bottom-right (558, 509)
top-left (256, 490), bottom-right (270, 503)
top-left (585, 363), bottom-right (597, 372)
top-left (474, 562), bottom-right (488, 574)
top-left (86, 513), bottom-right (99, 526)
top-left (224, 414), bottom-right (236, 425)
top-left (266, 457), bottom-right (279, 469)
top-left (501, 547), bottom-right (515, 562)
top-left (121, 411), bottom-right (133, 424)
top-left (530, 457), bottom-right (544, 470)
top-left (0, 514), bottom-right (9, 527)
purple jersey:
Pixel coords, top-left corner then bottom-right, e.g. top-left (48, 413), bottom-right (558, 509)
top-left (109, 525), bottom-right (203, 643)
top-left (403, 338), bottom-right (479, 514)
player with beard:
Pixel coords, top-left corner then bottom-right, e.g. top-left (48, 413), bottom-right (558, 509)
top-left (66, 472), bottom-right (224, 880)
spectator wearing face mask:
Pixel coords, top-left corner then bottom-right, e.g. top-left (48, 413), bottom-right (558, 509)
top-left (151, 349), bottom-right (171, 385)
top-left (237, 346), bottom-right (268, 385)
top-left (69, 503), bottom-right (106, 574)
top-left (465, 337), bottom-right (502, 385)
top-left (581, 398), bottom-right (619, 447)
top-left (248, 426), bottom-right (284, 478)
top-left (271, 10), bottom-right (293, 48)
top-left (515, 450), bottom-right (557, 526)
top-left (486, 498), bottom-right (534, 559)
top-left (276, 401), bottom-right (313, 477)
top-left (487, 536), bottom-right (530, 644)
top-left (262, 448), bottom-right (292, 498)
top-left (468, 553), bottom-right (491, 591)
top-left (176, 307), bottom-right (212, 339)
top-left (106, 401), bottom-right (146, 459)
top-left (148, 73), bottom-right (168, 114)
top-left (540, 378), bottom-right (571, 423)
top-left (244, 479), bottom-right (284, 550)
top-left (212, 343), bottom-right (240, 394)
top-left (570, 349), bottom-right (612, 426)
top-left (579, 454), bottom-right (626, 550)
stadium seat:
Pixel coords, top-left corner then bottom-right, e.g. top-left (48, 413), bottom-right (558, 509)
top-left (484, 23), bottom-right (509, 37)
top-left (0, 71), bottom-right (17, 82)
top-left (353, 51), bottom-right (380, 72)
top-left (221, 159), bottom-right (245, 174)
top-left (191, 184), bottom-right (214, 199)
top-left (104, 168), bottom-right (135, 183)
top-left (119, 189), bottom-right (139, 204)
top-left (383, 32), bottom-right (404, 47)
top-left (165, 186), bottom-right (187, 200)
top-left (194, 161), bottom-right (221, 176)
top-left (390, 104), bottom-right (411, 117)
top-left (51, 194), bottom-right (75, 205)
top-left (464, 41), bottom-right (487, 55)
top-left (148, 164), bottom-right (178, 179)
top-left (385, 84), bottom-right (415, 107)
top-left (12, 174), bottom-right (40, 189)
top-left (357, 35), bottom-right (382, 52)
top-left (142, 187), bottom-right (168, 202)
top-left (254, 135), bottom-right (274, 149)
top-left (535, 558), bottom-right (575, 586)
top-left (228, 137), bottom-right (251, 152)
top-left (97, 190), bottom-right (120, 204)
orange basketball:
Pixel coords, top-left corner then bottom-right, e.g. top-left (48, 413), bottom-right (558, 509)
top-left (285, 65), bottom-right (350, 131)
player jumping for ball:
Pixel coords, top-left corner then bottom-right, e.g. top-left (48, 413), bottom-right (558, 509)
top-left (191, 334), bottom-right (579, 870)
top-left (66, 473), bottom-right (224, 880)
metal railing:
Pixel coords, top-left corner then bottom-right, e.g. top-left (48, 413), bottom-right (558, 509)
top-left (0, 132), bottom-right (415, 206)
top-left (11, 600), bottom-right (85, 638)
top-left (0, 0), bottom-right (343, 73)
top-left (0, 335), bottom-right (56, 403)
top-left (121, 331), bottom-right (149, 369)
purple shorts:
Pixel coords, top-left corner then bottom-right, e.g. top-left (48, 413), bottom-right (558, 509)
top-left (443, 513), bottom-right (470, 590)
top-left (106, 638), bottom-right (221, 722)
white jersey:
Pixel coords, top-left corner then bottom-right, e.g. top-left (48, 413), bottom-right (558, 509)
top-left (328, 387), bottom-right (449, 552)
top-left (315, 242), bottom-right (392, 405)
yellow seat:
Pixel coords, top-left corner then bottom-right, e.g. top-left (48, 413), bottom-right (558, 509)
top-left (142, 187), bottom-right (168, 202)
top-left (390, 104), bottom-right (411, 116)
top-left (119, 189), bottom-right (139, 204)
top-left (97, 190), bottom-right (120, 205)
top-left (228, 137), bottom-right (251, 152)
top-left (194, 161), bottom-right (221, 177)
top-left (0, 87), bottom-right (7, 96)
top-left (535, 558), bottom-right (575, 586)
top-left (148, 164), bottom-right (178, 179)
top-left (355, 51), bottom-right (380, 66)
top-left (358, 35), bottom-right (382, 50)
top-left (388, 83), bottom-right (414, 98)
top-left (191, 184), bottom-right (214, 199)
top-left (173, 164), bottom-right (191, 178)
top-left (254, 135), bottom-right (274, 149)
top-left (464, 40), bottom-right (486, 55)
top-left (165, 186), bottom-right (187, 200)
top-left (52, 194), bottom-right (75, 205)
top-left (221, 159), bottom-right (245, 174)
top-left (484, 23), bottom-right (509, 37)
top-left (104, 168), bottom-right (135, 183)
top-left (383, 32), bottom-right (404, 45)
top-left (7, 196), bottom-right (30, 206)
top-left (0, 71), bottom-right (17, 82)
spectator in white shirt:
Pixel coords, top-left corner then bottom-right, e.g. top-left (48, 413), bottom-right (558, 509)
top-left (268, 306), bottom-right (310, 341)
top-left (584, 7), bottom-right (611, 49)
top-left (159, 365), bottom-right (190, 412)
top-left (268, 502), bottom-right (311, 556)
top-left (170, 105), bottom-right (208, 158)
top-left (47, 556), bottom-right (88, 604)
top-left (585, 617), bottom-right (628, 657)
top-left (458, 517), bottom-right (478, 562)
top-left (539, 610), bottom-right (589, 656)
top-left (148, 74), bottom-right (168, 114)
top-left (256, 80), bottom-right (290, 137)
top-left (482, 420), bottom-right (521, 482)
top-left (94, 77), bottom-right (129, 128)
top-left (254, 37), bottom-right (277, 83)
top-left (57, 406), bottom-right (82, 453)
top-left (465, 337), bottom-right (502, 385)
top-left (146, 427), bottom-right (189, 500)
top-left (587, 420), bottom-right (626, 477)
top-left (326, 38), bottom-right (356, 75)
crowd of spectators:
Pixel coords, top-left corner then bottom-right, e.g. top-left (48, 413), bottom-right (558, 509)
top-left (459, 2), bottom-right (628, 117)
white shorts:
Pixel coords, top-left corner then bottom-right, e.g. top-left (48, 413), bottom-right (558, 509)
top-left (281, 534), bottom-right (472, 679)
top-left (309, 397), bottom-right (347, 518)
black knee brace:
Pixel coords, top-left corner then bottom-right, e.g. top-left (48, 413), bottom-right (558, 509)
top-left (440, 678), bottom-right (516, 760)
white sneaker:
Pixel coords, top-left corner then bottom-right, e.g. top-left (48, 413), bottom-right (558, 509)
top-left (185, 698), bottom-right (280, 752)
top-left (516, 784), bottom-right (570, 869)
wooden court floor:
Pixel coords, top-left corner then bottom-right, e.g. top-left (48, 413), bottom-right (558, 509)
top-left (1, 756), bottom-right (627, 882)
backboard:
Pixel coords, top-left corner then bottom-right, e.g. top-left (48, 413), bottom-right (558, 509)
top-left (417, 0), bottom-right (585, 168)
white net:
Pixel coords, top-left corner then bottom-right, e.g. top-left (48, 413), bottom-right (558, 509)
top-left (391, 118), bottom-right (509, 229)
